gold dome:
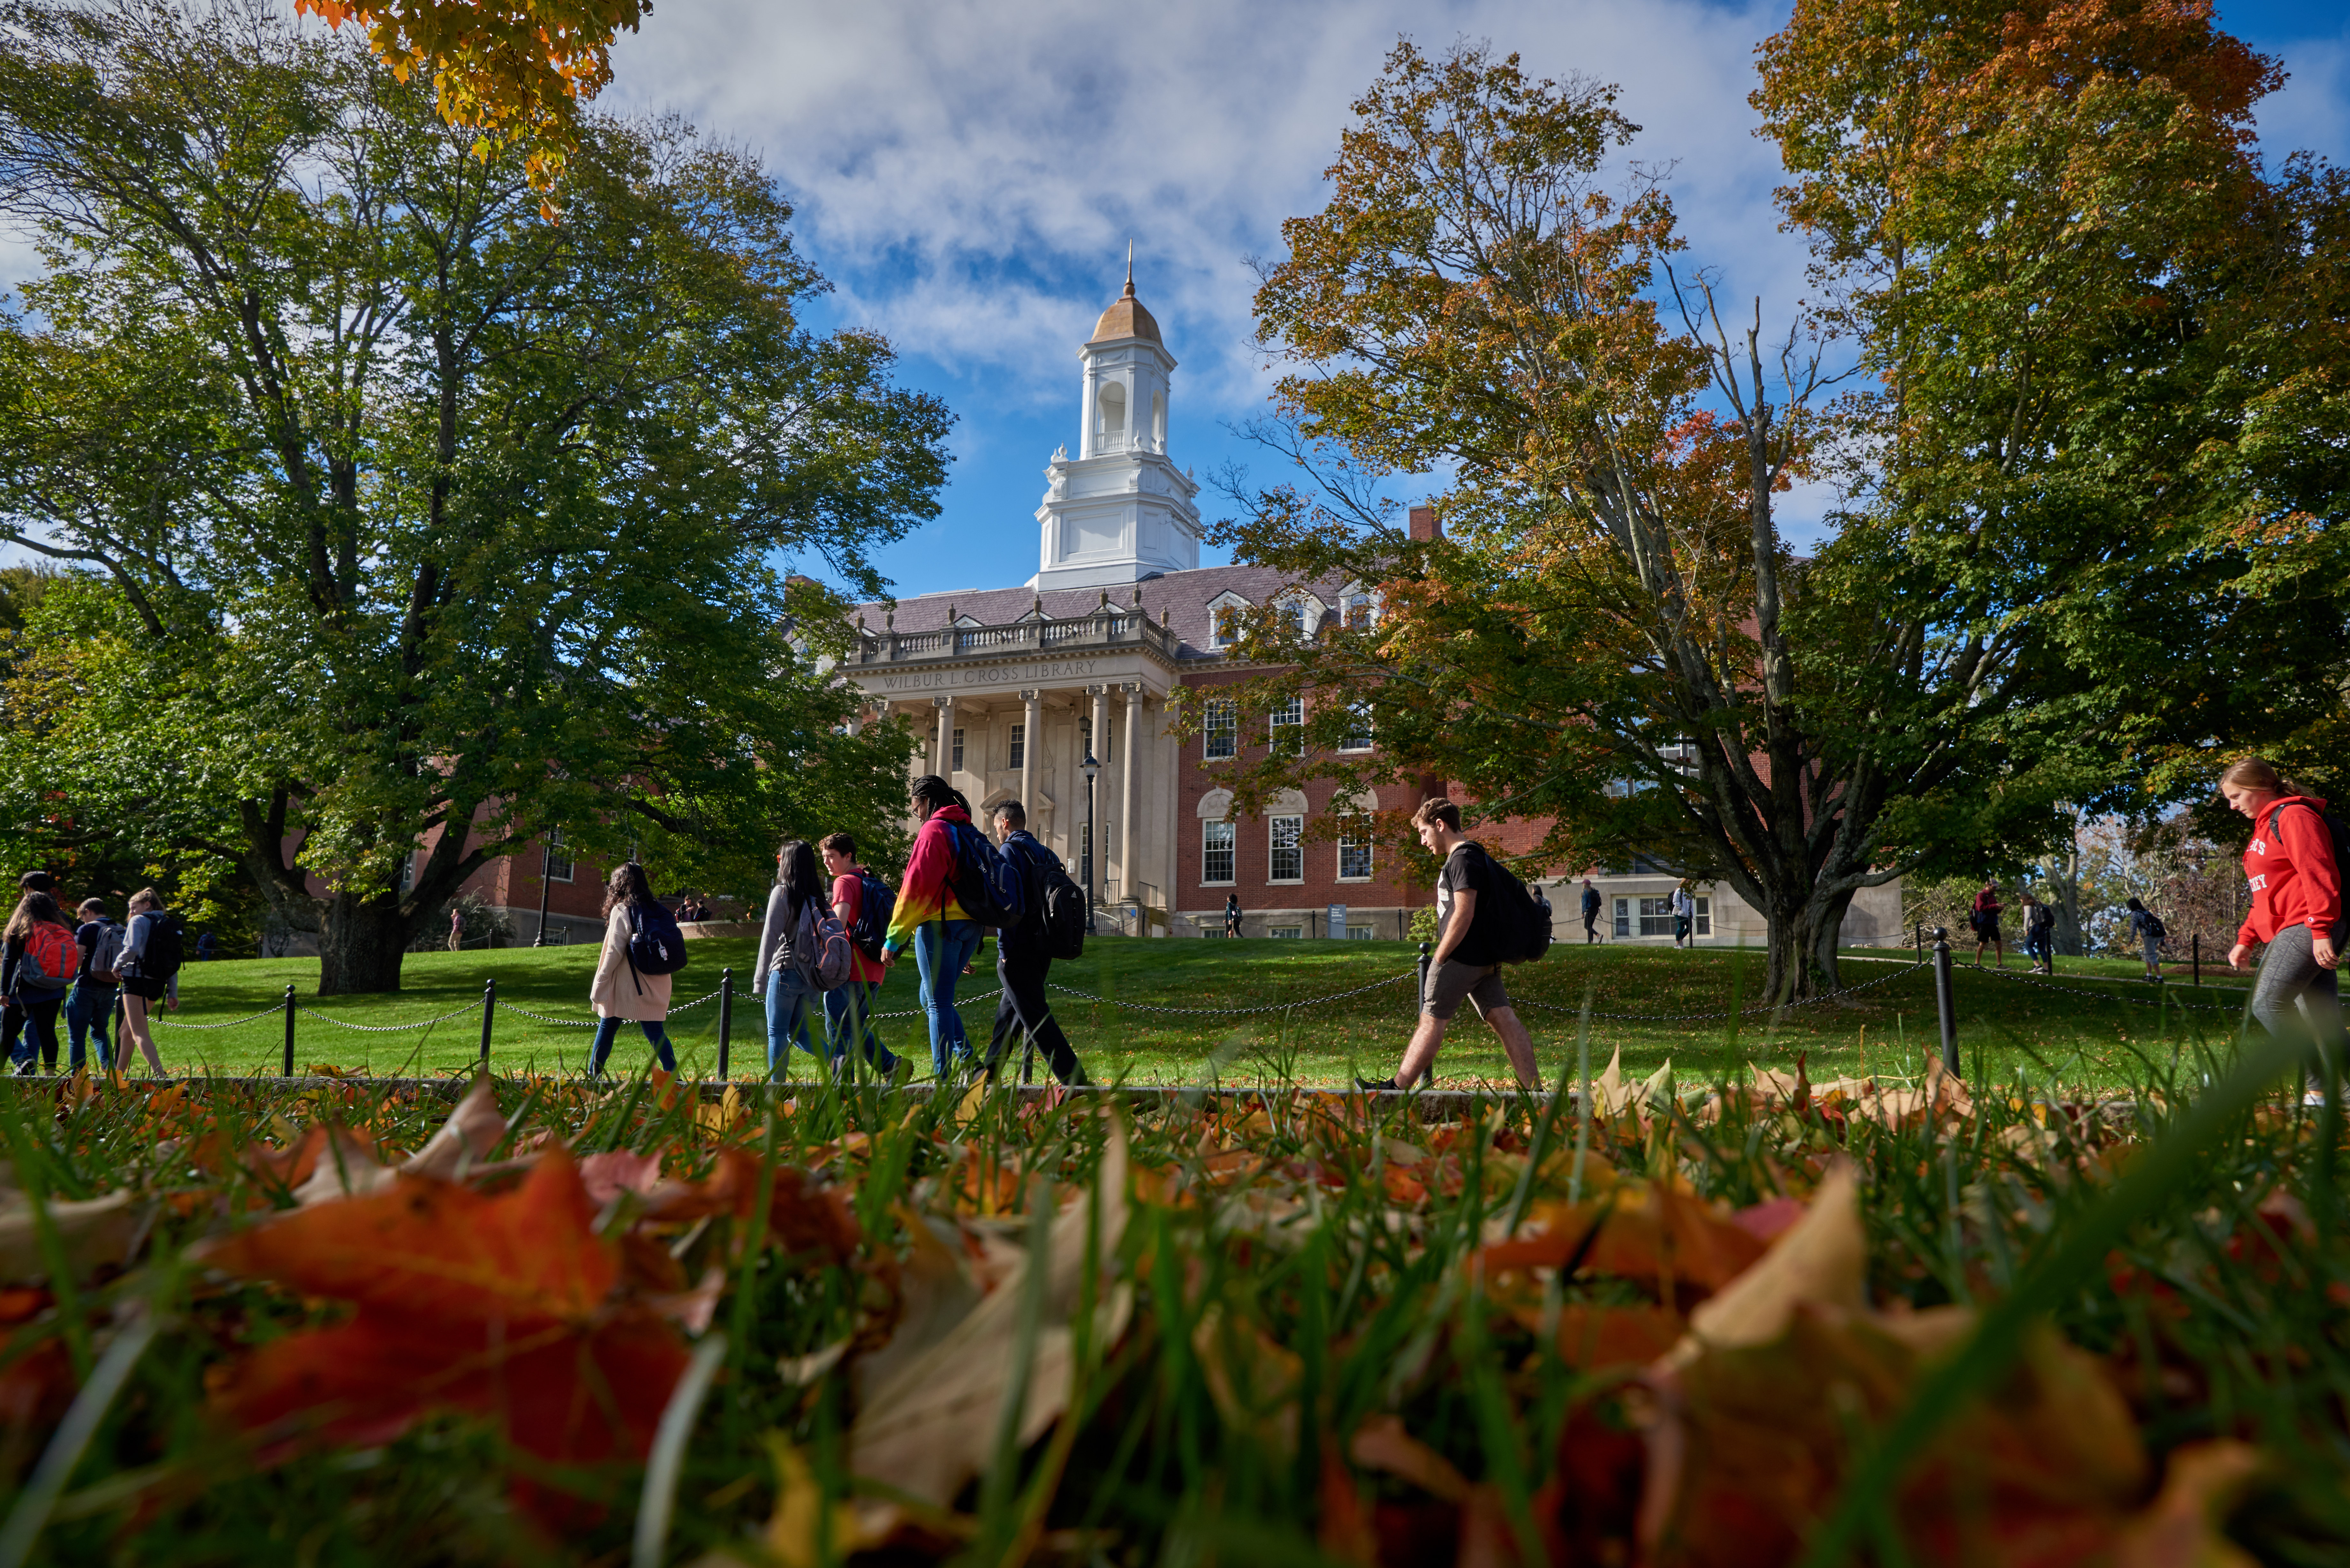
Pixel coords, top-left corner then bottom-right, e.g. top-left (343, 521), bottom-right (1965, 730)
top-left (1089, 275), bottom-right (1162, 346)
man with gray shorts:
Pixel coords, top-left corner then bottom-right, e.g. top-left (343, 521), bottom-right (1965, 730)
top-left (1357, 798), bottom-right (1540, 1092)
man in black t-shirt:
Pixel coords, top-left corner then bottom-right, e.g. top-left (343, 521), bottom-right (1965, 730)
top-left (1358, 798), bottom-right (1539, 1092)
top-left (1580, 878), bottom-right (1602, 944)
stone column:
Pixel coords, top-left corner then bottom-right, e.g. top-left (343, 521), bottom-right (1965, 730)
top-left (1019, 689), bottom-right (1040, 826)
top-left (1086, 685), bottom-right (1109, 896)
top-left (932, 694), bottom-right (954, 782)
top-left (1119, 683), bottom-right (1141, 908)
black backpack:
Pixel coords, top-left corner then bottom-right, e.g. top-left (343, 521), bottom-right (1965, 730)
top-left (625, 900), bottom-right (690, 976)
top-left (849, 871), bottom-right (895, 963)
top-left (945, 821), bottom-right (1025, 929)
top-left (1040, 862), bottom-right (1088, 961)
top-left (2265, 802), bottom-right (2350, 925)
top-left (129, 911), bottom-right (185, 981)
top-left (1477, 851), bottom-right (1553, 964)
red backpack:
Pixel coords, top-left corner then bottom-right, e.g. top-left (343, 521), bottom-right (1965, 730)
top-left (17, 923), bottom-right (76, 990)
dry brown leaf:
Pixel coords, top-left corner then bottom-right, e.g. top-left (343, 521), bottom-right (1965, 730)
top-left (401, 1077), bottom-right (510, 1181)
top-left (1670, 1159), bottom-right (1863, 1366)
top-left (2113, 1441), bottom-right (2262, 1568)
top-left (0, 1190), bottom-right (142, 1283)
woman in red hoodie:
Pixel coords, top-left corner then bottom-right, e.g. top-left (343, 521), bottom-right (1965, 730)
top-left (2223, 757), bottom-right (2345, 1092)
top-left (881, 774), bottom-right (984, 1080)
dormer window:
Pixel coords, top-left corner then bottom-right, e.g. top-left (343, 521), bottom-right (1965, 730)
top-left (1204, 591), bottom-right (1251, 651)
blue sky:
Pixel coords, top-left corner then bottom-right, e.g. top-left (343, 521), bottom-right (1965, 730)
top-left (8, 2), bottom-right (2343, 594)
top-left (593, 0), bottom-right (2350, 605)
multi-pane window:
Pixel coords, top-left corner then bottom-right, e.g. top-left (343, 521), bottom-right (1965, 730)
top-left (1212, 606), bottom-right (1241, 648)
top-left (1202, 821), bottom-right (1235, 885)
top-left (1204, 699), bottom-right (1237, 760)
top-left (1079, 716), bottom-right (1092, 758)
top-left (1346, 593), bottom-right (1374, 629)
top-left (1283, 599), bottom-right (1309, 638)
top-left (1695, 897), bottom-right (1712, 937)
top-left (951, 727), bottom-right (965, 771)
top-left (1338, 821), bottom-right (1373, 880)
top-left (1268, 925), bottom-right (1303, 939)
top-left (1612, 897), bottom-right (1680, 939)
top-left (1270, 696), bottom-right (1304, 756)
top-left (1007, 722), bottom-right (1025, 770)
top-left (544, 828), bottom-right (573, 885)
top-left (1346, 924), bottom-right (1377, 939)
top-left (1270, 815), bottom-right (1304, 881)
top-left (1338, 704), bottom-right (1373, 752)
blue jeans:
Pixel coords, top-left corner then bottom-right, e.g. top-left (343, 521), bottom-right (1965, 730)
top-left (822, 980), bottom-right (898, 1074)
top-left (764, 966), bottom-right (821, 1076)
top-left (912, 919), bottom-right (983, 1078)
top-left (589, 1016), bottom-right (676, 1077)
top-left (64, 984), bottom-right (117, 1072)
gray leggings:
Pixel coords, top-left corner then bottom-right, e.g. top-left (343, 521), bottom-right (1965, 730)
top-left (2250, 924), bottom-right (2345, 1079)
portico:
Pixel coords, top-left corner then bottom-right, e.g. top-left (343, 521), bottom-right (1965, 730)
top-left (842, 600), bottom-right (1183, 932)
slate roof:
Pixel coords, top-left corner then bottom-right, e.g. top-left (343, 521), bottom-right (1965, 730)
top-left (851, 562), bottom-right (1360, 661)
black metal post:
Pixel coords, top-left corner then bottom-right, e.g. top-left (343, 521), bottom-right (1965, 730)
top-left (281, 983), bottom-right (296, 1077)
top-left (1932, 926), bottom-right (1959, 1078)
top-left (1083, 754), bottom-right (1099, 934)
top-left (532, 841), bottom-right (553, 948)
top-left (2192, 933), bottom-right (2200, 988)
top-left (479, 977), bottom-right (496, 1067)
top-left (717, 967), bottom-right (733, 1080)
top-left (1418, 940), bottom-right (1433, 1008)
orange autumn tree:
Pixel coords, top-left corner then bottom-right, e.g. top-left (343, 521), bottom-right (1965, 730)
top-left (1211, 23), bottom-right (2323, 1003)
top-left (299, 0), bottom-right (648, 208)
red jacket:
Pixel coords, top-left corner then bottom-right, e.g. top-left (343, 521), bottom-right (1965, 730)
top-left (2239, 795), bottom-right (2344, 946)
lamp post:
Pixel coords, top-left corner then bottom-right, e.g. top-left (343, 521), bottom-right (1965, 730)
top-left (1080, 750), bottom-right (1100, 933)
top-left (532, 837), bottom-right (554, 948)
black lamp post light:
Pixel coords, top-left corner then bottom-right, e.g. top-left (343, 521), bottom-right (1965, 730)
top-left (1080, 749), bottom-right (1100, 934)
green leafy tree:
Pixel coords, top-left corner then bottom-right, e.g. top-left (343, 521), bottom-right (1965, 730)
top-left (0, 0), bottom-right (943, 992)
top-left (1208, 28), bottom-right (2325, 1002)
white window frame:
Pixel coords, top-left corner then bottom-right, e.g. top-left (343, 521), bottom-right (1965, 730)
top-left (1269, 815), bottom-right (1304, 883)
top-left (1204, 699), bottom-right (1238, 760)
top-left (1268, 925), bottom-right (1304, 939)
top-left (1204, 592), bottom-right (1251, 651)
top-left (544, 828), bottom-right (574, 885)
top-left (1337, 820), bottom-right (1374, 881)
top-left (1269, 695), bottom-right (1304, 757)
top-left (1338, 703), bottom-right (1373, 753)
top-left (1345, 924), bottom-right (1377, 940)
top-left (951, 726), bottom-right (965, 772)
top-left (1696, 896), bottom-right (1712, 938)
top-left (1201, 820), bottom-right (1236, 886)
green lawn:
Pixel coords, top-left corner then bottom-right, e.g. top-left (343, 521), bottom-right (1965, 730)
top-left (127, 934), bottom-right (2261, 1090)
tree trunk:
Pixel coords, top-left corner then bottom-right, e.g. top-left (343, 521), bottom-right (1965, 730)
top-left (316, 891), bottom-right (410, 995)
top-left (1762, 884), bottom-right (1857, 1007)
top-left (2044, 827), bottom-right (2086, 956)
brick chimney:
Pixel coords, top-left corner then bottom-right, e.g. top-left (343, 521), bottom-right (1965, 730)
top-left (1408, 505), bottom-right (1441, 541)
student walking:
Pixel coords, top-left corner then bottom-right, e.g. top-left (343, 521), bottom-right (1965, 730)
top-left (1580, 878), bottom-right (1602, 944)
top-left (3, 892), bottom-right (76, 1074)
top-left (113, 888), bottom-right (180, 1077)
top-left (754, 840), bottom-right (835, 1074)
top-left (1358, 799), bottom-right (1540, 1092)
top-left (2126, 897), bottom-right (2166, 980)
top-left (880, 776), bottom-right (985, 1080)
top-left (1671, 882), bottom-right (1696, 949)
top-left (65, 899), bottom-right (121, 1073)
top-left (1223, 893), bottom-right (1242, 938)
top-left (2222, 758), bottom-right (2347, 1096)
top-left (1970, 883), bottom-right (2006, 968)
top-left (982, 800), bottom-right (1088, 1086)
top-left (2020, 890), bottom-right (2055, 975)
top-left (447, 904), bottom-right (465, 953)
top-left (817, 833), bottom-right (898, 1076)
top-left (587, 863), bottom-right (680, 1077)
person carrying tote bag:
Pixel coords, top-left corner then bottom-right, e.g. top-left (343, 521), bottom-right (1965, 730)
top-left (587, 863), bottom-right (682, 1077)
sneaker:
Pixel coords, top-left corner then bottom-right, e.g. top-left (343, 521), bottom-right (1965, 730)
top-left (1355, 1075), bottom-right (1400, 1092)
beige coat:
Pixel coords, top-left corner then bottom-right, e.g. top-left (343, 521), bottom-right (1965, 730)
top-left (589, 904), bottom-right (671, 1021)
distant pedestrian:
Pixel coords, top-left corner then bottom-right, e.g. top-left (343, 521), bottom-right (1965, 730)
top-left (753, 840), bottom-right (833, 1075)
top-left (2, 891), bottom-right (76, 1074)
top-left (65, 898), bottom-right (121, 1074)
top-left (2020, 890), bottom-right (2055, 975)
top-left (983, 800), bottom-right (1088, 1085)
top-left (1970, 883), bottom-right (2005, 968)
top-left (2221, 758), bottom-right (2346, 1099)
top-left (1224, 893), bottom-right (1242, 938)
top-left (880, 776), bottom-right (985, 1079)
top-left (113, 888), bottom-right (181, 1078)
top-left (1358, 799), bottom-right (1539, 1092)
top-left (817, 834), bottom-right (898, 1076)
top-left (587, 863), bottom-right (679, 1077)
top-left (2126, 897), bottom-right (2166, 980)
top-left (194, 929), bottom-right (217, 963)
top-left (447, 904), bottom-right (465, 952)
top-left (1671, 881), bottom-right (1696, 949)
top-left (1580, 878), bottom-right (1601, 944)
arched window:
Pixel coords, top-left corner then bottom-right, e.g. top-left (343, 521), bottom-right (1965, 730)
top-left (1152, 390), bottom-right (1166, 448)
top-left (1097, 382), bottom-right (1127, 446)
top-left (1347, 593), bottom-right (1374, 629)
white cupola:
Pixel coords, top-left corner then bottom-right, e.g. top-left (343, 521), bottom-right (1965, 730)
top-left (1030, 253), bottom-right (1202, 591)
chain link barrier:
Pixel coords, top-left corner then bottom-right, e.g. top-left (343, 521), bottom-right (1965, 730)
top-left (153, 1003), bottom-right (285, 1033)
top-left (1972, 963), bottom-right (2251, 1014)
top-left (1512, 961), bottom-right (1920, 1022)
